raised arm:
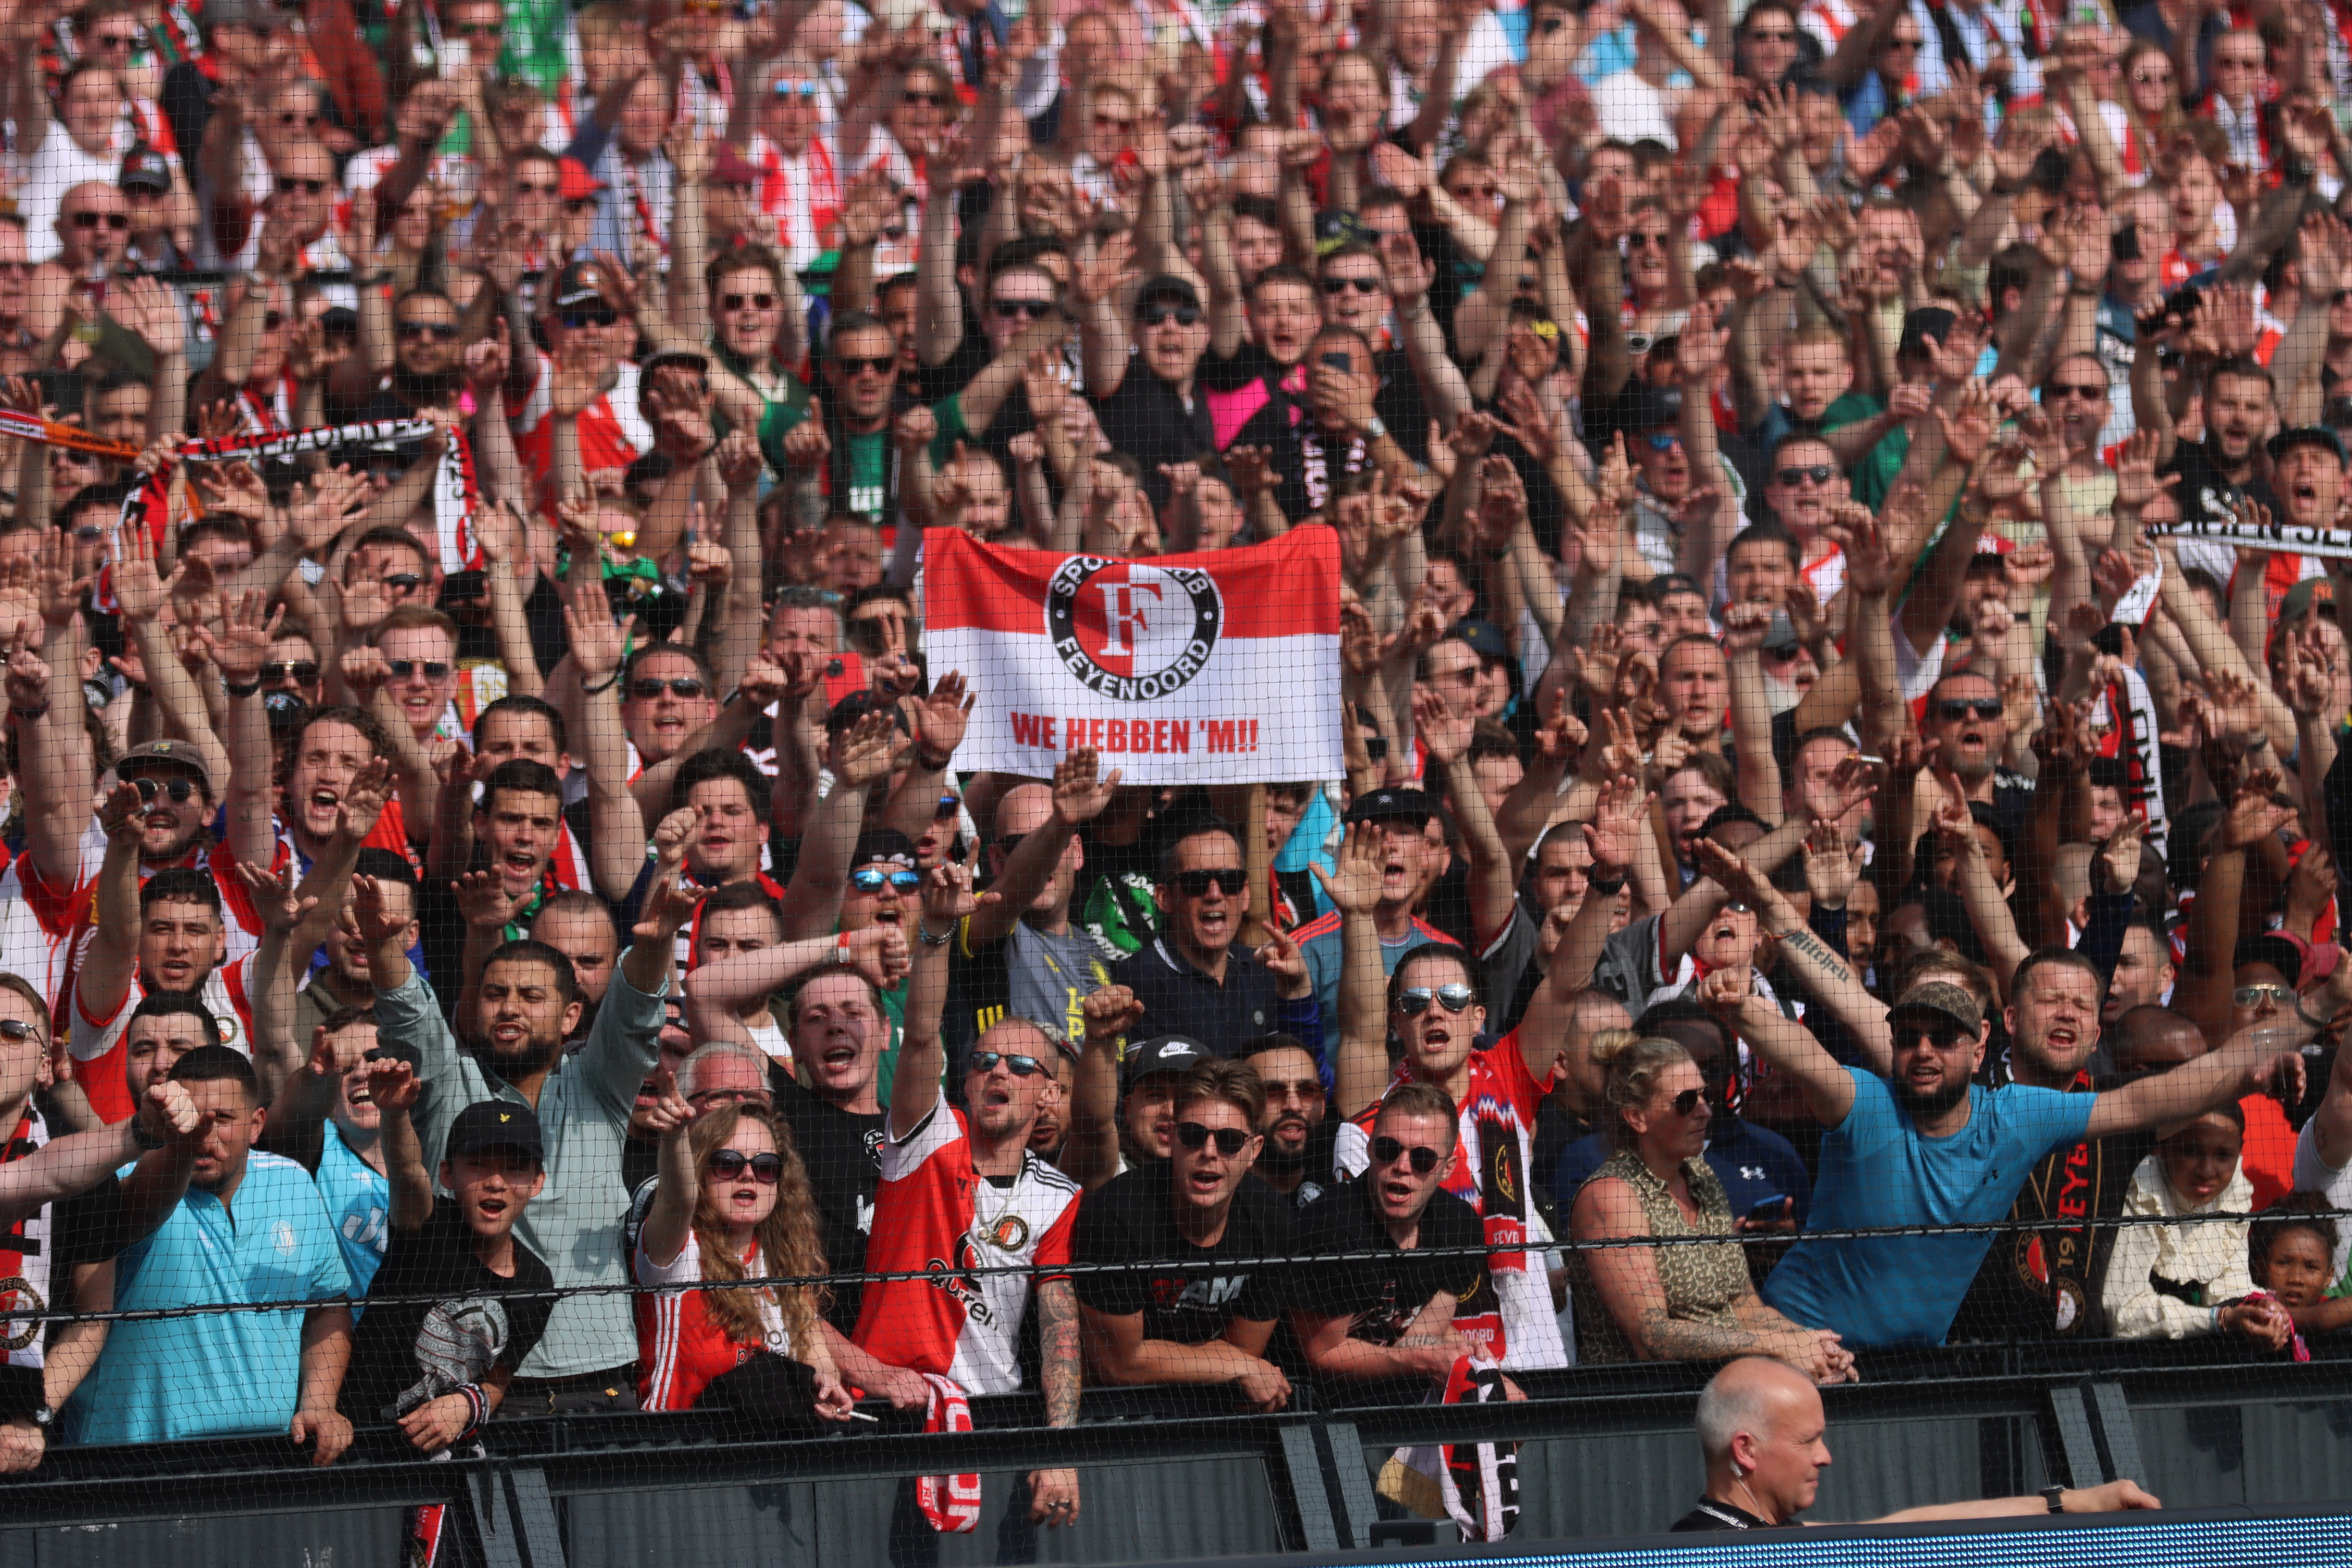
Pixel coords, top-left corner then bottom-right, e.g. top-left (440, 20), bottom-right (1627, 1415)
top-left (1696, 965), bottom-right (1857, 1128)
top-left (894, 856), bottom-right (979, 1140)
top-left (777, 709), bottom-right (901, 940)
top-left (1319, 823), bottom-right (1393, 1118)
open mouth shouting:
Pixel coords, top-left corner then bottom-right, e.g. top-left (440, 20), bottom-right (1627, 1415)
top-left (303, 785), bottom-right (343, 834)
top-left (488, 1016), bottom-right (530, 1053)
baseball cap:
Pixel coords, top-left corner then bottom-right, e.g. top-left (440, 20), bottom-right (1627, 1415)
top-left (550, 260), bottom-right (614, 312)
top-left (116, 739), bottom-right (214, 797)
top-left (445, 1099), bottom-right (546, 1165)
top-left (2267, 425), bottom-right (2348, 464)
top-left (709, 141), bottom-right (762, 188)
top-left (1346, 786), bottom-right (1436, 827)
top-left (1121, 1034), bottom-right (1207, 1091)
top-left (119, 145), bottom-right (172, 195)
top-left (204, 0), bottom-right (288, 31)
top-left (850, 827), bottom-right (919, 869)
top-left (1615, 382), bottom-right (1683, 433)
top-left (640, 347), bottom-right (710, 379)
top-left (1888, 981), bottom-right (1983, 1038)
top-left (2281, 577), bottom-right (2335, 628)
top-left (557, 157), bottom-right (606, 203)
top-left (1449, 617), bottom-right (1514, 667)
top-left (1135, 273), bottom-right (1200, 314)
top-left (1760, 609), bottom-right (1801, 656)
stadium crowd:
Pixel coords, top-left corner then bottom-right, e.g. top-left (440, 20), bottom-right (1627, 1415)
top-left (0, 0), bottom-right (2350, 1525)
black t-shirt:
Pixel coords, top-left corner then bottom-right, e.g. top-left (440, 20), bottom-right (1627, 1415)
top-left (1286, 1181), bottom-right (1486, 1340)
top-left (341, 1197), bottom-right (556, 1423)
top-left (1671, 1499), bottom-right (1776, 1531)
top-left (771, 1070), bottom-right (884, 1332)
top-left (2160, 437), bottom-right (2279, 557)
top-left (1071, 1162), bottom-right (1291, 1343)
top-left (1091, 362), bottom-right (1218, 511)
top-left (1259, 1118), bottom-right (1343, 1209)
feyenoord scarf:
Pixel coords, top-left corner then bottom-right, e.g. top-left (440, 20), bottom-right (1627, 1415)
top-left (119, 418), bottom-right (481, 575)
top-left (1376, 1355), bottom-right (1521, 1542)
top-left (914, 1372), bottom-right (981, 1532)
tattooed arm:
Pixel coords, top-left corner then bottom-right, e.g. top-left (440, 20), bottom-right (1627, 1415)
top-left (1030, 1278), bottom-right (1083, 1525)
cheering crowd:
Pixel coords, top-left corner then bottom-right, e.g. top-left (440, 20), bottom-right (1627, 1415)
top-left (0, 0), bottom-right (2349, 1523)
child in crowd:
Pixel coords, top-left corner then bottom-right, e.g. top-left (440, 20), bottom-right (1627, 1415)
top-left (2104, 1106), bottom-right (2292, 1349)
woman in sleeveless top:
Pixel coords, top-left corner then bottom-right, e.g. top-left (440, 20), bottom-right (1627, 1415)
top-left (1567, 1033), bottom-right (1856, 1381)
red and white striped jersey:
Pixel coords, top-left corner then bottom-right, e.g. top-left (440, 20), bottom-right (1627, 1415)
top-left (0, 1106), bottom-right (53, 1373)
top-left (69, 954), bottom-right (258, 1125)
top-left (633, 1229), bottom-right (791, 1411)
top-left (850, 1088), bottom-right (1080, 1396)
top-left (0, 854), bottom-right (86, 1017)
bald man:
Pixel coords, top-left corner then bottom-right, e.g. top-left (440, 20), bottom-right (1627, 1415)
top-left (2109, 1006), bottom-right (2207, 1077)
top-left (1676, 1357), bottom-right (2159, 1531)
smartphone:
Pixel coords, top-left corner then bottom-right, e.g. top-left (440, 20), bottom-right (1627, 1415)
top-left (1364, 735), bottom-right (1390, 763)
top-left (1747, 1195), bottom-right (1792, 1224)
top-left (1320, 351), bottom-right (1352, 372)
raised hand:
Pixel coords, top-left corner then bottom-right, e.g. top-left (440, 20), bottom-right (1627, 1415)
top-left (1080, 983), bottom-right (1145, 1044)
top-left (233, 858), bottom-right (317, 937)
top-left (829, 708), bottom-right (903, 789)
top-left (638, 1066), bottom-right (696, 1137)
top-left (1309, 820), bottom-right (1385, 916)
top-left (455, 868), bottom-right (527, 931)
top-left (908, 669), bottom-right (973, 763)
top-left (1413, 686), bottom-right (1476, 762)
top-left (352, 873), bottom-right (412, 948)
top-left (1584, 772), bottom-right (1643, 874)
top-left (1052, 745), bottom-right (1121, 825)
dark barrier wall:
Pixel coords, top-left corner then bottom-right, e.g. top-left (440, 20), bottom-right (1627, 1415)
top-left (9, 1348), bottom-right (2352, 1567)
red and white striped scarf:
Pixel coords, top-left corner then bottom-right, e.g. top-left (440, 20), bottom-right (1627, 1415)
top-left (914, 1373), bottom-right (981, 1532)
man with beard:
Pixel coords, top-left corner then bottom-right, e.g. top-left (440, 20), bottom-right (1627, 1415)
top-left (1225, 325), bottom-right (1425, 525)
top-left (848, 860), bottom-right (1084, 1527)
top-left (330, 287), bottom-right (467, 426)
top-left (1918, 670), bottom-right (2034, 843)
top-left (1114, 819), bottom-right (1320, 1053)
top-left (358, 812), bottom-right (699, 1414)
top-left (2158, 356), bottom-right (2283, 589)
top-left (1245, 1035), bottom-right (1333, 1204)
top-left (1294, 791), bottom-right (1457, 1058)
top-left (1710, 946), bottom-right (2346, 1349)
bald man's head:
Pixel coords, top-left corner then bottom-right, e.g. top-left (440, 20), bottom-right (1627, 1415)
top-left (1694, 1357), bottom-right (1831, 1523)
top-left (2112, 1005), bottom-right (2205, 1077)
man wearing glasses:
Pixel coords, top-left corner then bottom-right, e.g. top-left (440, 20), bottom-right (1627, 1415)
top-left (745, 59), bottom-right (838, 270)
top-left (1083, 273), bottom-right (1223, 513)
top-left (12, 62), bottom-right (151, 267)
top-left (1288, 1083), bottom-right (1499, 1394)
top-left (1074, 1060), bottom-right (1295, 1411)
top-left (1110, 819), bottom-right (1320, 1054)
top-left (508, 259), bottom-right (652, 499)
top-left (850, 856), bottom-right (1085, 1527)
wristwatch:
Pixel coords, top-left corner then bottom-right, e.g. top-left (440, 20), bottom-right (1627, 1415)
top-left (1360, 414), bottom-right (1389, 442)
top-left (2041, 1485), bottom-right (2066, 1515)
top-left (28, 1404), bottom-right (52, 1430)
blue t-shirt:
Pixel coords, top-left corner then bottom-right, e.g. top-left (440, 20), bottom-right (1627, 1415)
top-left (62, 1152), bottom-right (353, 1446)
top-left (318, 1120), bottom-right (391, 1303)
top-left (1758, 1068), bottom-right (2094, 1349)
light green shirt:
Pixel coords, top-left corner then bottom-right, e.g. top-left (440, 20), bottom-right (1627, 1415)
top-left (377, 961), bottom-right (666, 1379)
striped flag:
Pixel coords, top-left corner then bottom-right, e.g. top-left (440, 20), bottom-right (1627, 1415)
top-left (924, 529), bottom-right (1344, 783)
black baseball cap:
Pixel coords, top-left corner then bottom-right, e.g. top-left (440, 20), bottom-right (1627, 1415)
top-left (1898, 306), bottom-right (1959, 360)
top-left (1346, 786), bottom-right (1436, 827)
top-left (850, 827), bottom-right (918, 868)
top-left (1134, 273), bottom-right (1200, 314)
top-left (119, 145), bottom-right (172, 195)
top-left (1450, 617), bottom-right (1514, 667)
top-left (2268, 426), bottom-right (2348, 464)
top-left (1121, 1034), bottom-right (1207, 1090)
top-left (445, 1099), bottom-right (545, 1164)
top-left (551, 260), bottom-right (614, 312)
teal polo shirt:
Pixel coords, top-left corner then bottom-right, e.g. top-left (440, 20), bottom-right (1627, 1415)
top-left (62, 1152), bottom-right (351, 1447)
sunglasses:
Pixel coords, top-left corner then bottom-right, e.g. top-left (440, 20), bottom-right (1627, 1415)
top-left (563, 197), bottom-right (599, 213)
top-left (70, 211), bottom-right (130, 230)
top-left (970, 1051), bottom-right (1044, 1076)
top-left (991, 298), bottom-right (1054, 320)
top-left (70, 524), bottom-right (107, 541)
top-left (1670, 1087), bottom-right (1708, 1116)
top-left (1262, 1076), bottom-right (1322, 1101)
top-left (130, 775), bottom-right (199, 804)
top-left (1627, 231), bottom-right (1670, 250)
top-left (1321, 275), bottom-right (1384, 295)
top-left (397, 320), bottom-right (461, 341)
top-left (707, 1149), bottom-right (784, 1183)
top-left (1883, 35), bottom-right (1921, 49)
top-left (1645, 431), bottom-right (1683, 451)
top-left (382, 572), bottom-right (426, 592)
top-left (2047, 382), bottom-right (2109, 401)
top-left (386, 659), bottom-right (452, 680)
top-left (1173, 867), bottom-right (1246, 896)
top-left (1774, 464), bottom-right (1834, 486)
top-left (850, 867), bottom-right (923, 894)
top-left (1934, 697), bottom-right (2003, 720)
top-left (513, 181), bottom-right (559, 197)
top-left (629, 676), bottom-right (708, 699)
top-left (1139, 303), bottom-right (1200, 326)
top-left (1395, 982), bottom-right (1477, 1017)
top-left (1175, 1121), bottom-right (1251, 1156)
top-left (933, 794), bottom-right (961, 821)
top-left (0, 1018), bottom-right (42, 1048)
top-left (833, 353), bottom-right (895, 374)
top-left (450, 18), bottom-right (502, 34)
top-left (774, 80), bottom-right (821, 98)
top-left (90, 31), bottom-right (140, 49)
top-left (2235, 984), bottom-right (2296, 1008)
top-left (562, 307), bottom-right (620, 329)
top-left (1745, 24), bottom-right (1793, 39)
top-left (1368, 1134), bottom-right (1442, 1174)
top-left (260, 660), bottom-right (320, 684)
top-left (276, 109), bottom-right (320, 126)
top-left (722, 292), bottom-right (778, 311)
top-left (274, 176), bottom-right (331, 195)
top-left (902, 89), bottom-right (945, 105)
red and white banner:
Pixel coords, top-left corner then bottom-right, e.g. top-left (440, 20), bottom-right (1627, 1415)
top-left (924, 530), bottom-right (1344, 784)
